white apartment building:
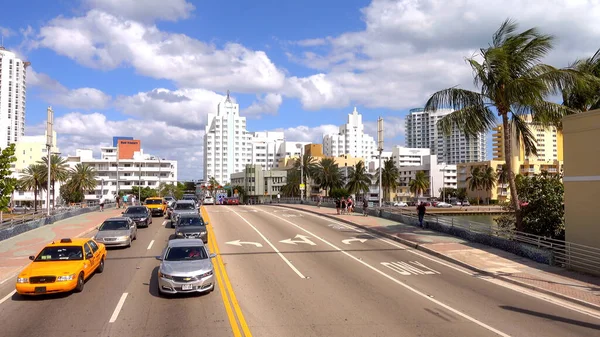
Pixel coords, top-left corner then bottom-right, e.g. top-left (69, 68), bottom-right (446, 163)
top-left (367, 151), bottom-right (393, 172)
top-left (392, 146), bottom-right (431, 167)
top-left (249, 131), bottom-right (284, 170)
top-left (405, 108), bottom-right (486, 165)
top-left (0, 47), bottom-right (29, 150)
top-left (323, 107), bottom-right (377, 165)
top-left (66, 148), bottom-right (177, 201)
top-left (397, 155), bottom-right (457, 201)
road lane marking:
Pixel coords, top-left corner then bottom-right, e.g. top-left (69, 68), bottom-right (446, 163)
top-left (228, 208), bottom-right (306, 279)
top-left (279, 234), bottom-right (316, 246)
top-left (161, 220), bottom-right (168, 227)
top-left (342, 237), bottom-right (368, 245)
top-left (0, 290), bottom-right (16, 305)
top-left (226, 240), bottom-right (263, 247)
top-left (147, 240), bottom-right (155, 250)
top-left (258, 208), bottom-right (511, 337)
top-left (109, 293), bottom-right (129, 323)
top-left (382, 261), bottom-right (441, 276)
top-left (203, 207), bottom-right (252, 337)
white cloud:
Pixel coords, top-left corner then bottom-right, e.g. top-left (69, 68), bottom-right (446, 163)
top-left (241, 93), bottom-right (282, 118)
top-left (287, 0), bottom-right (600, 110)
top-left (36, 10), bottom-right (286, 93)
top-left (83, 0), bottom-right (195, 22)
top-left (363, 116), bottom-right (405, 144)
top-left (115, 88), bottom-right (224, 129)
top-left (0, 26), bottom-right (15, 38)
top-left (27, 68), bottom-right (111, 110)
top-left (273, 124), bottom-right (339, 144)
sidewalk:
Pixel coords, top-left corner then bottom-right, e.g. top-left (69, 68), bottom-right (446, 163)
top-left (0, 207), bottom-right (123, 284)
top-left (279, 204), bottom-right (600, 311)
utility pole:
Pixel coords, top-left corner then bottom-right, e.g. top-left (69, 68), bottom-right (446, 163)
top-left (296, 144), bottom-right (304, 201)
top-left (442, 165), bottom-right (447, 202)
top-left (46, 107), bottom-right (54, 215)
top-left (116, 141), bottom-right (120, 197)
top-left (377, 117), bottom-right (384, 208)
top-left (138, 164), bottom-right (142, 202)
top-left (158, 158), bottom-right (162, 197)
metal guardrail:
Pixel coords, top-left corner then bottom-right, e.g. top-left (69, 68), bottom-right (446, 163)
top-left (276, 197), bottom-right (600, 275)
top-left (0, 201), bottom-right (110, 228)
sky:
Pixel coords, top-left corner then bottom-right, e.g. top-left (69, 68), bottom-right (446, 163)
top-left (1, 0), bottom-right (599, 180)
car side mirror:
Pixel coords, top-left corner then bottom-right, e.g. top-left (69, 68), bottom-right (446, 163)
top-left (155, 256), bottom-right (162, 261)
top-left (209, 253), bottom-right (217, 258)
top-left (86, 253), bottom-right (93, 259)
top-left (29, 255), bottom-right (35, 261)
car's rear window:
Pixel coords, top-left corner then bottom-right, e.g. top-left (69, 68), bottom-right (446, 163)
top-left (145, 199), bottom-right (162, 204)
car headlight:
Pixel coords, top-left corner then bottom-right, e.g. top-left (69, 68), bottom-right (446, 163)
top-left (200, 231), bottom-right (207, 235)
top-left (158, 271), bottom-right (173, 280)
top-left (117, 236), bottom-right (130, 241)
top-left (57, 274), bottom-right (75, 282)
top-left (140, 217), bottom-right (147, 221)
top-left (198, 270), bottom-right (213, 278)
top-left (17, 277), bottom-right (28, 283)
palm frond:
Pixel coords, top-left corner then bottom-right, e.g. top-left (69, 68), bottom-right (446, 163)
top-left (511, 114), bottom-right (538, 156)
top-left (492, 18), bottom-right (518, 47)
top-left (437, 104), bottom-right (496, 137)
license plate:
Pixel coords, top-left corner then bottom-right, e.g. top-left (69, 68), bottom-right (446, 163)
top-left (34, 287), bottom-right (46, 293)
top-left (181, 284), bottom-right (193, 290)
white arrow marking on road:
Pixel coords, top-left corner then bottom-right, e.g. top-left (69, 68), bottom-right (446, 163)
top-left (342, 237), bottom-right (368, 245)
top-left (226, 240), bottom-right (263, 247)
top-left (279, 234), bottom-right (316, 246)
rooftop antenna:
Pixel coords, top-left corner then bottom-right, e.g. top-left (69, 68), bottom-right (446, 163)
top-left (225, 89), bottom-right (231, 103)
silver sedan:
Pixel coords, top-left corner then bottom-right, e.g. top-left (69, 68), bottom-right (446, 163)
top-left (94, 217), bottom-right (137, 248)
top-left (155, 238), bottom-right (216, 295)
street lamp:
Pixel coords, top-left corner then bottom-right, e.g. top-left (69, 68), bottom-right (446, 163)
top-left (100, 179), bottom-right (104, 200)
top-left (158, 157), bottom-right (162, 197)
top-left (442, 165), bottom-right (447, 202)
top-left (296, 144), bottom-right (304, 201)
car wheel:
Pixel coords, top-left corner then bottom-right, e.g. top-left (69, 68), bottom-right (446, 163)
top-left (96, 258), bottom-right (105, 273)
top-left (74, 273), bottom-right (85, 293)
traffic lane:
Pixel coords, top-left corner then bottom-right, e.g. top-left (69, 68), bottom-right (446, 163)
top-left (0, 216), bottom-right (168, 337)
top-left (255, 205), bottom-right (600, 337)
top-left (211, 206), bottom-right (500, 337)
top-left (100, 219), bottom-right (233, 337)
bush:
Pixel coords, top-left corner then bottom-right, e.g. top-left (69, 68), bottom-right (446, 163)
top-left (330, 188), bottom-right (350, 199)
top-left (60, 181), bottom-right (84, 203)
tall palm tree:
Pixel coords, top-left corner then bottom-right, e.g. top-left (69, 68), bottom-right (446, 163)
top-left (497, 164), bottom-right (510, 187)
top-left (480, 166), bottom-right (497, 205)
top-left (409, 171), bottom-right (430, 198)
top-left (281, 169), bottom-right (301, 197)
top-left (293, 153), bottom-right (317, 197)
top-left (376, 158), bottom-right (399, 202)
top-left (562, 48), bottom-right (600, 112)
top-left (466, 166), bottom-right (483, 204)
top-left (424, 19), bottom-right (583, 230)
top-left (69, 163), bottom-right (98, 196)
top-left (38, 154), bottom-right (69, 207)
top-left (208, 177), bottom-right (220, 198)
top-left (312, 158), bottom-right (343, 196)
top-left (345, 160), bottom-right (372, 196)
top-left (18, 164), bottom-right (45, 212)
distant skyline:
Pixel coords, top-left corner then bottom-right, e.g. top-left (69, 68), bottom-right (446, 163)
top-left (1, 0), bottom-right (598, 179)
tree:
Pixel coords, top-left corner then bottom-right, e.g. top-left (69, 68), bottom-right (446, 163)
top-left (312, 158), bottom-right (343, 196)
top-left (68, 163), bottom-right (97, 197)
top-left (230, 185), bottom-right (246, 202)
top-left (345, 160), bottom-right (372, 196)
top-left (158, 182), bottom-right (184, 199)
top-left (376, 158), bottom-right (399, 202)
top-left (438, 188), bottom-right (457, 201)
top-left (38, 154), bottom-right (69, 207)
top-left (131, 186), bottom-right (158, 201)
top-left (562, 48), bottom-right (600, 112)
top-left (409, 171), bottom-right (429, 198)
top-left (17, 164), bottom-right (45, 211)
top-left (456, 188), bottom-right (468, 202)
top-left (60, 180), bottom-right (84, 203)
top-left (424, 19), bottom-right (584, 230)
top-left (208, 177), bottom-right (220, 198)
top-left (183, 181), bottom-right (196, 192)
top-left (330, 187), bottom-right (350, 199)
top-left (497, 164), bottom-right (510, 187)
top-left (480, 166), bottom-right (497, 204)
top-left (293, 153), bottom-right (317, 197)
top-left (281, 169), bottom-right (301, 197)
top-left (0, 144), bottom-right (17, 212)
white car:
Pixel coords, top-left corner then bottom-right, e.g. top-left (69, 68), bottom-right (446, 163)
top-left (203, 197), bottom-right (215, 205)
top-left (436, 202), bottom-right (452, 208)
top-left (393, 202), bottom-right (408, 207)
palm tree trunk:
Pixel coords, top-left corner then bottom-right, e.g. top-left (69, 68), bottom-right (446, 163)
top-left (34, 188), bottom-right (38, 212)
top-left (501, 112), bottom-right (522, 230)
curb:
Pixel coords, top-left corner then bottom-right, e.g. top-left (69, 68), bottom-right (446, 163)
top-left (275, 204), bottom-right (600, 312)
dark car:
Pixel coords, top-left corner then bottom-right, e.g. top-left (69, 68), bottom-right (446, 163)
top-left (122, 206), bottom-right (153, 228)
top-left (174, 215), bottom-right (208, 243)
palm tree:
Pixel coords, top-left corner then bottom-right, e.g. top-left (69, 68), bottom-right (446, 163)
top-left (466, 166), bottom-right (483, 204)
top-left (376, 158), bottom-right (399, 202)
top-left (345, 161), bottom-right (372, 196)
top-left (293, 153), bottom-right (317, 197)
top-left (409, 171), bottom-right (430, 198)
top-left (18, 164), bottom-right (45, 211)
top-left (562, 48), bottom-right (600, 112)
top-left (480, 166), bottom-right (497, 204)
top-left (497, 164), bottom-right (510, 187)
top-left (208, 177), bottom-right (220, 198)
top-left (69, 163), bottom-right (98, 196)
top-left (38, 154), bottom-right (69, 207)
top-left (424, 19), bottom-right (584, 230)
top-left (312, 158), bottom-right (343, 196)
top-left (281, 169), bottom-right (301, 197)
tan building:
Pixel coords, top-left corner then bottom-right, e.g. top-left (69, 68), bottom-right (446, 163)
top-left (12, 131), bottom-right (59, 173)
top-left (457, 160), bottom-right (508, 203)
top-left (562, 110), bottom-right (600, 249)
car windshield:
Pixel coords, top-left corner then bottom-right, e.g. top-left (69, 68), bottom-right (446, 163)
top-left (165, 246), bottom-right (208, 261)
top-left (125, 207), bottom-right (147, 214)
top-left (35, 246), bottom-right (83, 261)
top-left (145, 199), bottom-right (162, 204)
top-left (99, 220), bottom-right (129, 231)
top-left (178, 217), bottom-right (205, 227)
top-left (174, 203), bottom-right (195, 210)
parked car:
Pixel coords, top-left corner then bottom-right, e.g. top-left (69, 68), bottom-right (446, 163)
top-left (462, 200), bottom-right (471, 206)
top-left (393, 202), bottom-right (408, 207)
top-left (174, 215), bottom-right (208, 243)
top-left (94, 217), bottom-right (137, 248)
top-left (155, 238), bottom-right (216, 295)
top-left (121, 206), bottom-right (152, 228)
top-left (436, 202), bottom-right (452, 208)
top-left (452, 201), bottom-right (462, 206)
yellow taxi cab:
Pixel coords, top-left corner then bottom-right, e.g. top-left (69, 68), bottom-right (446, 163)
top-left (144, 197), bottom-right (167, 217)
top-left (15, 238), bottom-right (106, 295)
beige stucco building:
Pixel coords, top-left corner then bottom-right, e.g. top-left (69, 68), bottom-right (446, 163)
top-left (562, 110), bottom-right (600, 249)
top-left (11, 131), bottom-right (59, 173)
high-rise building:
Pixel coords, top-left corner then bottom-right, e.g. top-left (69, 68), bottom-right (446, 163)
top-left (323, 107), bottom-right (377, 164)
top-left (204, 91), bottom-right (251, 184)
top-left (0, 47), bottom-right (29, 150)
top-left (249, 131), bottom-right (285, 170)
top-left (391, 146), bottom-right (431, 167)
top-left (405, 108), bottom-right (486, 164)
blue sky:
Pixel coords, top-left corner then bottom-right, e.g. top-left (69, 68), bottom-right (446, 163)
top-left (1, 0), bottom-right (597, 179)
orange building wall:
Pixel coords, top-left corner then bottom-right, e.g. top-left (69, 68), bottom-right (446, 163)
top-left (118, 139), bottom-right (141, 159)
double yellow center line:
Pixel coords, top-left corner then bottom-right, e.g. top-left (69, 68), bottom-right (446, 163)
top-left (202, 207), bottom-right (253, 337)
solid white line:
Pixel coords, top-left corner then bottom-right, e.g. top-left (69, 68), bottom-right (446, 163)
top-left (109, 292), bottom-right (129, 323)
top-left (147, 240), bottom-right (155, 250)
top-left (161, 220), bottom-right (168, 227)
top-left (228, 209), bottom-right (306, 279)
top-left (0, 270), bottom-right (19, 285)
top-left (0, 290), bottom-right (16, 305)
top-left (258, 208), bottom-right (511, 337)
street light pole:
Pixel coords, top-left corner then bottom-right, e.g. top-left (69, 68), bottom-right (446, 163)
top-left (138, 164), bottom-right (141, 202)
top-left (296, 144), bottom-right (304, 201)
top-left (442, 166), bottom-right (446, 202)
top-left (158, 158), bottom-right (162, 197)
top-left (116, 143), bottom-right (120, 197)
top-left (377, 117), bottom-right (384, 208)
top-left (45, 107), bottom-right (53, 215)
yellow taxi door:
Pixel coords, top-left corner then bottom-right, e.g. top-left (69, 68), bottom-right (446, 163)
top-left (83, 243), bottom-right (95, 278)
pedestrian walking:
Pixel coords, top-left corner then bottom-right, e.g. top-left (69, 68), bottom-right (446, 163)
top-left (363, 198), bottom-right (369, 216)
top-left (317, 195), bottom-right (322, 208)
top-left (99, 197), bottom-right (105, 212)
top-left (123, 194), bottom-right (128, 206)
top-left (335, 198), bottom-right (341, 215)
top-left (116, 195), bottom-right (121, 208)
top-left (347, 197), bottom-right (353, 213)
top-left (341, 198), bottom-right (346, 215)
top-left (417, 202), bottom-right (427, 228)
top-left (131, 195), bottom-right (137, 206)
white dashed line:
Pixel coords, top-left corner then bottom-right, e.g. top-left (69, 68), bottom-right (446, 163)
top-left (0, 290), bottom-right (16, 305)
top-left (147, 240), bottom-right (155, 250)
top-left (109, 293), bottom-right (129, 323)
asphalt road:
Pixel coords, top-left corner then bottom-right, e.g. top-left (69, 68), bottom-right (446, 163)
top-left (0, 204), bottom-right (599, 337)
